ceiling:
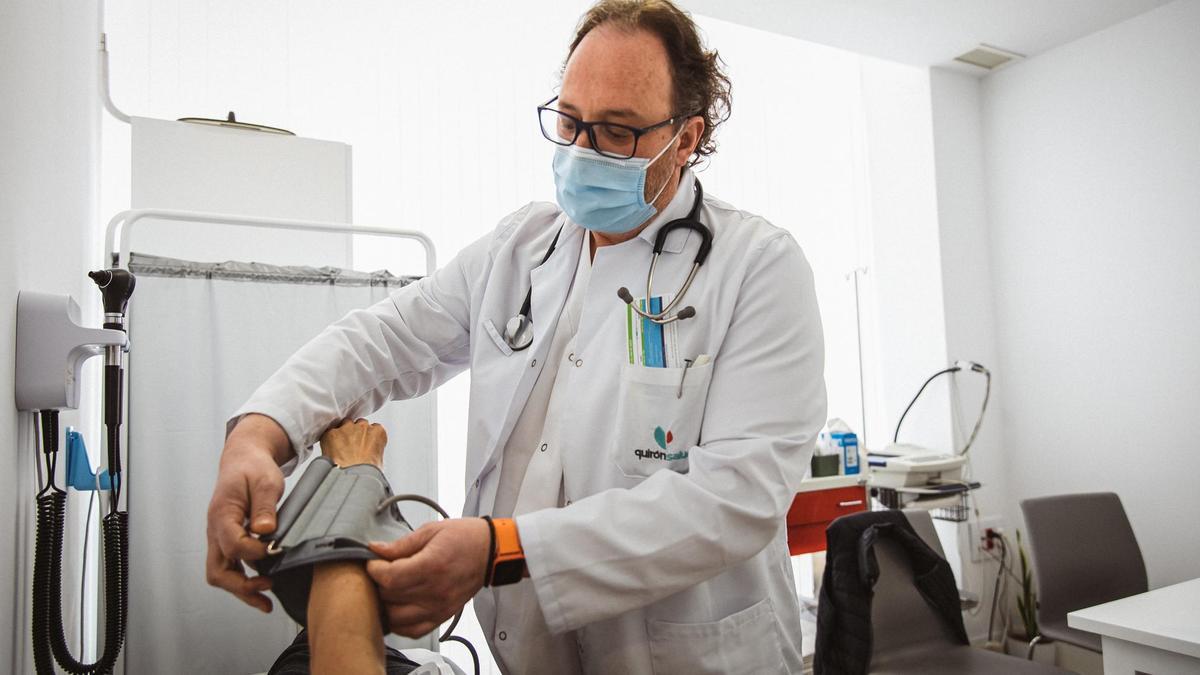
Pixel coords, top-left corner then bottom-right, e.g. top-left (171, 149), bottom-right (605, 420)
top-left (681, 0), bottom-right (1173, 75)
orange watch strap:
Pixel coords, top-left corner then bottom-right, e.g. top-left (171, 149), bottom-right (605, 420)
top-left (488, 517), bottom-right (526, 585)
top-left (491, 517), bottom-right (524, 561)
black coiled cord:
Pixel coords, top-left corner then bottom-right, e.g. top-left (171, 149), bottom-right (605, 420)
top-left (34, 490), bottom-right (128, 675)
top-left (32, 410), bottom-right (129, 675)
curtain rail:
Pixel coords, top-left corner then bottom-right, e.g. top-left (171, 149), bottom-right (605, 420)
top-left (105, 209), bottom-right (437, 275)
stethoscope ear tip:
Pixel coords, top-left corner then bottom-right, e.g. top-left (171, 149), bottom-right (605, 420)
top-left (677, 306), bottom-right (696, 320)
top-left (617, 287), bottom-right (634, 304)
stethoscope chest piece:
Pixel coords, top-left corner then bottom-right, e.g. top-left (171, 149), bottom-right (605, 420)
top-left (503, 313), bottom-right (534, 352)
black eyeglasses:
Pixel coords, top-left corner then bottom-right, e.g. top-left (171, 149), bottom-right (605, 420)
top-left (537, 96), bottom-right (685, 160)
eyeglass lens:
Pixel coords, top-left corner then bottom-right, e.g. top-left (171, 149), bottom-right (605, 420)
top-left (538, 108), bottom-right (640, 159)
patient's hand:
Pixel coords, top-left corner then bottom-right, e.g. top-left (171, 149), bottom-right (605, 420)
top-left (306, 418), bottom-right (389, 675)
top-left (320, 418), bottom-right (386, 469)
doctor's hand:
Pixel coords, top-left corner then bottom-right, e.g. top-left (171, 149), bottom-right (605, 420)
top-left (366, 518), bottom-right (491, 638)
top-left (205, 413), bottom-right (292, 613)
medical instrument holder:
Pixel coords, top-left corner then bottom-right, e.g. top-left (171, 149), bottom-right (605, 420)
top-left (254, 456), bottom-right (414, 627)
top-left (21, 270), bottom-right (135, 675)
top-left (14, 291), bottom-right (128, 412)
top-left (65, 429), bottom-right (115, 491)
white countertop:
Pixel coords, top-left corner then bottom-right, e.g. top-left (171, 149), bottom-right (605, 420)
top-left (1068, 577), bottom-right (1200, 659)
top-left (796, 474), bottom-right (866, 493)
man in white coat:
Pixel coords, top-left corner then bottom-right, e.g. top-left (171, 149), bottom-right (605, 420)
top-left (206, 1), bottom-right (827, 672)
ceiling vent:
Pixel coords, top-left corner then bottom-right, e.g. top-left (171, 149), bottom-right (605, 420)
top-left (954, 44), bottom-right (1024, 71)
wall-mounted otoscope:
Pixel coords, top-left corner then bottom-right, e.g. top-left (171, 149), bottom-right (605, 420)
top-left (88, 269), bottom-right (135, 481)
top-left (17, 268), bottom-right (135, 675)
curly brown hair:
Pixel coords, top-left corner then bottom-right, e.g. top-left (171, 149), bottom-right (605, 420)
top-left (565, 0), bottom-right (732, 167)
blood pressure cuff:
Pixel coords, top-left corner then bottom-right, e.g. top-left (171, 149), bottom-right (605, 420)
top-left (253, 456), bottom-right (413, 626)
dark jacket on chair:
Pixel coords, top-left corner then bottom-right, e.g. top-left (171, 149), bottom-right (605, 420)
top-left (813, 510), bottom-right (968, 675)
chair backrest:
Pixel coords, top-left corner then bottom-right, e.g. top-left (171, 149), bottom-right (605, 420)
top-left (870, 510), bottom-right (963, 659)
top-left (1020, 492), bottom-right (1148, 628)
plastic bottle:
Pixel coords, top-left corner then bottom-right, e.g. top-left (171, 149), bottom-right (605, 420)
top-left (826, 418), bottom-right (860, 475)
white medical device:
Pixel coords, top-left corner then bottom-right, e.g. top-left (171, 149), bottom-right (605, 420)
top-left (868, 362), bottom-right (990, 512)
top-left (867, 443), bottom-right (968, 489)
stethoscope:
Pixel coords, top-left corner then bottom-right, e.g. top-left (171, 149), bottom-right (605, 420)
top-left (502, 180), bottom-right (713, 352)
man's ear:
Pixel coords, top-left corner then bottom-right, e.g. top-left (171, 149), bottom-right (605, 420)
top-left (675, 116), bottom-right (705, 166)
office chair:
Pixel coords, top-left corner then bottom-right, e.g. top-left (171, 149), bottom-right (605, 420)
top-left (1020, 492), bottom-right (1148, 657)
top-left (820, 509), bottom-right (1071, 674)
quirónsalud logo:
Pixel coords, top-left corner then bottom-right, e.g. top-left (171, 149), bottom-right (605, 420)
top-left (634, 426), bottom-right (688, 462)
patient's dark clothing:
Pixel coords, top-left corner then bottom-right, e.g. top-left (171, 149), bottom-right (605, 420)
top-left (267, 630), bottom-right (420, 675)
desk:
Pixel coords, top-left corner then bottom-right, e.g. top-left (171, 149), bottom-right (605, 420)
top-left (786, 474), bottom-right (868, 555)
top-left (1068, 577), bottom-right (1200, 675)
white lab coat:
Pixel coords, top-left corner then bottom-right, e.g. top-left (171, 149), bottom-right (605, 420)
top-left (233, 170), bottom-right (827, 674)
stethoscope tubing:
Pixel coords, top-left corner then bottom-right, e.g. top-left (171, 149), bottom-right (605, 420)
top-left (626, 259), bottom-right (701, 324)
top-left (503, 179), bottom-right (710, 349)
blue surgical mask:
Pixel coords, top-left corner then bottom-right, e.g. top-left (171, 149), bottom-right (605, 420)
top-left (552, 128), bottom-right (682, 234)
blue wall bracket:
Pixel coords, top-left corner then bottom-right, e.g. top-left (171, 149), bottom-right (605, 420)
top-left (65, 429), bottom-right (115, 491)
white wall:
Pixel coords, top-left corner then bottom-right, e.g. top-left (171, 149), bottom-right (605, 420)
top-left (981, 0), bottom-right (1200, 586)
top-left (0, 0), bottom-right (100, 670)
top-left (929, 66), bottom-right (1012, 640)
top-left (857, 57), bottom-right (954, 454)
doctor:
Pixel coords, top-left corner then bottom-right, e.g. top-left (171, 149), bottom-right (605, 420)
top-left (206, 0), bottom-right (826, 672)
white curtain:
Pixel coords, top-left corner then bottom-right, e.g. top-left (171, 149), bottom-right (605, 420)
top-left (124, 253), bottom-right (438, 674)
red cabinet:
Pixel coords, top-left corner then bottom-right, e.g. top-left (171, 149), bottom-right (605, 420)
top-left (786, 484), bottom-right (868, 555)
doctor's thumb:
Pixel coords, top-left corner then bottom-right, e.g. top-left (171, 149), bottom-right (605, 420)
top-left (248, 474), bottom-right (283, 534)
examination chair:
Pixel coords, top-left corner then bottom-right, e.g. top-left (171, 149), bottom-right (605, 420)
top-left (1019, 492), bottom-right (1148, 657)
top-left (817, 509), bottom-right (1072, 675)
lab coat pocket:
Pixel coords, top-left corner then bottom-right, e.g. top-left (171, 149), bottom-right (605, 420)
top-left (647, 597), bottom-right (785, 675)
top-left (482, 318), bottom-right (514, 356)
top-left (612, 359), bottom-right (713, 479)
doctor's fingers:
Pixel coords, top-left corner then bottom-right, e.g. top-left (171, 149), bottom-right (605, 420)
top-left (387, 607), bottom-right (453, 640)
top-left (368, 523), bottom-right (438, 561)
top-left (205, 537), bottom-right (273, 612)
top-left (210, 499), bottom-right (270, 562)
top-left (385, 600), bottom-right (460, 632)
top-left (365, 556), bottom-right (432, 602)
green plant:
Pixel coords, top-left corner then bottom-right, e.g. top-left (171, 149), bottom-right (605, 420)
top-left (1015, 528), bottom-right (1039, 639)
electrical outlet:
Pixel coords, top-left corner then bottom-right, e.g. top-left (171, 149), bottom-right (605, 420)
top-left (968, 516), bottom-right (1003, 562)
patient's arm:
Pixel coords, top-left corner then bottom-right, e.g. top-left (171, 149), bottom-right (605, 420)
top-left (307, 419), bottom-right (388, 675)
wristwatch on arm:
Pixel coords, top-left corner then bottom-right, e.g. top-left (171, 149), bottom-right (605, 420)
top-left (482, 516), bottom-right (526, 586)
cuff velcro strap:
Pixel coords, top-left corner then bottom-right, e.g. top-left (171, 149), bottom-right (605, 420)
top-left (253, 456), bottom-right (413, 626)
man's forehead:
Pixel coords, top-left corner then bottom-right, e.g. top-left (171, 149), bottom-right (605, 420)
top-left (560, 24), bottom-right (673, 120)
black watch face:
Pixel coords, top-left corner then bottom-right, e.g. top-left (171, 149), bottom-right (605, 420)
top-left (492, 559), bottom-right (525, 586)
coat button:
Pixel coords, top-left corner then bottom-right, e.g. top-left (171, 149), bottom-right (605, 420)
top-left (498, 631), bottom-right (507, 641)
top-left (473, 479), bottom-right (480, 488)
top-left (574, 359), bottom-right (583, 367)
top-left (530, 359), bottom-right (537, 368)
top-left (540, 443), bottom-right (548, 452)
top-left (567, 352), bottom-right (575, 362)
